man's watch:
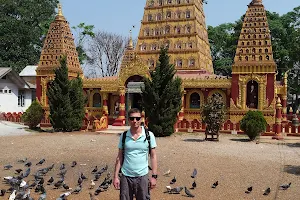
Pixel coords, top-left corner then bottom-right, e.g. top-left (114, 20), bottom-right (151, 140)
top-left (152, 174), bottom-right (158, 179)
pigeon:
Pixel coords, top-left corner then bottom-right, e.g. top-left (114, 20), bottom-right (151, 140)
top-left (92, 166), bottom-right (98, 173)
top-left (170, 176), bottom-right (176, 184)
top-left (18, 157), bottom-right (27, 163)
top-left (36, 159), bottom-right (45, 165)
top-left (47, 177), bottom-right (54, 185)
top-left (169, 186), bottom-right (183, 194)
top-left (191, 168), bottom-right (197, 178)
top-left (48, 163), bottom-right (55, 171)
top-left (38, 178), bottom-right (44, 185)
top-left (23, 168), bottom-right (31, 177)
top-left (263, 187), bottom-right (271, 195)
top-left (81, 172), bottom-right (87, 180)
top-left (94, 173), bottom-right (101, 181)
top-left (191, 181), bottom-right (196, 189)
top-left (78, 177), bottom-right (83, 185)
top-left (63, 183), bottom-right (71, 191)
top-left (71, 161), bottom-right (77, 167)
top-left (90, 180), bottom-right (96, 189)
top-left (165, 186), bottom-right (172, 193)
top-left (25, 162), bottom-right (32, 167)
top-left (184, 186), bottom-right (195, 197)
top-left (4, 164), bottom-right (13, 170)
top-left (60, 164), bottom-right (65, 170)
top-left (279, 182), bottom-right (291, 190)
top-left (89, 191), bottom-right (99, 200)
top-left (59, 191), bottom-right (71, 198)
top-left (15, 169), bottom-right (23, 174)
top-left (212, 181), bottom-right (218, 188)
top-left (54, 181), bottom-right (64, 189)
top-left (38, 192), bottom-right (46, 200)
top-left (163, 169), bottom-right (171, 176)
top-left (245, 186), bottom-right (253, 193)
top-left (0, 189), bottom-right (6, 196)
top-left (9, 190), bottom-right (16, 200)
top-left (29, 181), bottom-right (37, 188)
top-left (72, 184), bottom-right (82, 194)
top-left (20, 180), bottom-right (27, 187)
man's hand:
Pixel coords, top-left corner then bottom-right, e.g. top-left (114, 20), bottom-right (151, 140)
top-left (113, 177), bottom-right (120, 189)
top-left (149, 177), bottom-right (157, 189)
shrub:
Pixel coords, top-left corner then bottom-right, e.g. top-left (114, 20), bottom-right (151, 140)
top-left (240, 110), bottom-right (267, 140)
top-left (22, 100), bottom-right (44, 129)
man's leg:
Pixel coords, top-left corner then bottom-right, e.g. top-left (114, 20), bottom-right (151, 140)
top-left (120, 175), bottom-right (134, 200)
top-left (136, 175), bottom-right (150, 200)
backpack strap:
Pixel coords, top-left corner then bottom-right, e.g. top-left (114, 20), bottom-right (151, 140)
top-left (144, 128), bottom-right (152, 155)
top-left (121, 130), bottom-right (127, 150)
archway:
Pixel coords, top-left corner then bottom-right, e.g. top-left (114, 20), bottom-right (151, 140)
top-left (246, 80), bottom-right (258, 109)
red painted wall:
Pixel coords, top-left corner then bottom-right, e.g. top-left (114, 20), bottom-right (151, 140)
top-left (36, 77), bottom-right (42, 101)
top-left (266, 74), bottom-right (275, 106)
top-left (231, 74), bottom-right (239, 104)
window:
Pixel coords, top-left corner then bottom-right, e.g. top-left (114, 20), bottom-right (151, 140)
top-left (165, 26), bottom-right (170, 34)
top-left (189, 59), bottom-right (195, 67)
top-left (190, 93), bottom-right (200, 108)
top-left (166, 11), bottom-right (171, 19)
top-left (18, 90), bottom-right (25, 107)
top-left (8, 90), bottom-right (11, 93)
top-left (159, 0), bottom-right (163, 6)
top-left (149, 60), bottom-right (155, 68)
top-left (157, 13), bottom-right (162, 21)
top-left (186, 11), bottom-right (191, 18)
top-left (93, 93), bottom-right (101, 107)
top-left (148, 14), bottom-right (153, 21)
top-left (168, 0), bottom-right (172, 4)
top-left (176, 59), bottom-right (183, 67)
top-left (0, 89), bottom-right (3, 93)
top-left (186, 26), bottom-right (191, 33)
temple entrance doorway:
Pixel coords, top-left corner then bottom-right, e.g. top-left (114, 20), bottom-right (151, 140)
top-left (246, 80), bottom-right (258, 109)
top-left (125, 75), bottom-right (145, 125)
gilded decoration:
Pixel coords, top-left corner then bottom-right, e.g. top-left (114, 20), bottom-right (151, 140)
top-left (185, 89), bottom-right (205, 110)
top-left (86, 107), bottom-right (103, 118)
top-left (118, 59), bottom-right (150, 86)
top-left (207, 89), bottom-right (227, 105)
top-left (83, 78), bottom-right (118, 92)
top-left (237, 74), bottom-right (267, 110)
top-left (40, 76), bottom-right (54, 106)
top-left (184, 110), bottom-right (201, 121)
top-left (182, 77), bottom-right (232, 89)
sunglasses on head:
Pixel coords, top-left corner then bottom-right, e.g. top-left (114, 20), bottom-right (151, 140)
top-left (129, 117), bottom-right (141, 121)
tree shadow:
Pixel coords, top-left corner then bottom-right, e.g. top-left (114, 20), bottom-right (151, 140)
top-left (230, 138), bottom-right (251, 142)
top-left (183, 138), bottom-right (206, 142)
top-left (284, 165), bottom-right (300, 176)
top-left (286, 143), bottom-right (300, 148)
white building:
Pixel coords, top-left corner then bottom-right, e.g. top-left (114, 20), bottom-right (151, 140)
top-left (0, 66), bottom-right (37, 113)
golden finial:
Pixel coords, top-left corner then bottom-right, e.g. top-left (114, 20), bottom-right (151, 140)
top-left (58, 2), bottom-right (63, 16)
top-left (276, 97), bottom-right (282, 108)
top-left (289, 107), bottom-right (293, 113)
top-left (128, 29), bottom-right (133, 49)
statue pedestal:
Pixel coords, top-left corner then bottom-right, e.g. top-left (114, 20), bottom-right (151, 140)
top-left (112, 118), bottom-right (125, 126)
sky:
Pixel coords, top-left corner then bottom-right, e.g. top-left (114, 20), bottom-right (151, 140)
top-left (60, 0), bottom-right (299, 38)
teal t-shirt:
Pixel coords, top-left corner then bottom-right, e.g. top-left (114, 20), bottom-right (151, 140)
top-left (118, 127), bottom-right (157, 177)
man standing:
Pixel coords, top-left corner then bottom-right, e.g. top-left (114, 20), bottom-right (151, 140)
top-left (113, 108), bottom-right (158, 200)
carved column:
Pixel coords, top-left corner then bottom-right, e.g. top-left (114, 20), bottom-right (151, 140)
top-left (272, 97), bottom-right (283, 140)
top-left (281, 95), bottom-right (288, 122)
top-left (178, 90), bottom-right (186, 121)
top-left (241, 84), bottom-right (246, 109)
top-left (102, 93), bottom-right (108, 116)
top-left (258, 83), bottom-right (264, 110)
top-left (112, 86), bottom-right (126, 126)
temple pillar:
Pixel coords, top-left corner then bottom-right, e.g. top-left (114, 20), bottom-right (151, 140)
top-left (102, 93), bottom-right (108, 116)
top-left (272, 97), bottom-right (283, 140)
top-left (178, 90), bottom-right (185, 121)
top-left (241, 84), bottom-right (246, 109)
top-left (112, 87), bottom-right (126, 126)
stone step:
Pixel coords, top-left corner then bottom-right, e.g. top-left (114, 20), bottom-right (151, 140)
top-left (96, 125), bottom-right (129, 135)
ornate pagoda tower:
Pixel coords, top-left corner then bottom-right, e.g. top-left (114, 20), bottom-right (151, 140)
top-left (230, 0), bottom-right (277, 124)
top-left (136, 0), bottom-right (213, 74)
top-left (36, 4), bottom-right (82, 107)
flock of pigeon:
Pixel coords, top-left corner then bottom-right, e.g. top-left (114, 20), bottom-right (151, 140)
top-left (1, 158), bottom-right (111, 200)
top-left (162, 168), bottom-right (292, 198)
top-left (1, 159), bottom-right (293, 199)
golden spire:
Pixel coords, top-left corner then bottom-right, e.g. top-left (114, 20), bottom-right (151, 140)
top-left (251, 0), bottom-right (262, 5)
top-left (58, 3), bottom-right (63, 16)
top-left (128, 29), bottom-right (133, 49)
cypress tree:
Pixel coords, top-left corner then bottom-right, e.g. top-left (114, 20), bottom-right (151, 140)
top-left (142, 48), bottom-right (182, 137)
top-left (47, 56), bottom-right (73, 132)
top-left (69, 75), bottom-right (86, 131)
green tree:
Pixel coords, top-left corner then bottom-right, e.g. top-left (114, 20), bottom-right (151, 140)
top-left (141, 48), bottom-right (182, 137)
top-left (22, 100), bottom-right (44, 129)
top-left (47, 56), bottom-right (73, 132)
top-left (69, 75), bottom-right (86, 131)
top-left (240, 111), bottom-right (267, 141)
top-left (0, 0), bottom-right (58, 73)
top-left (72, 23), bottom-right (95, 64)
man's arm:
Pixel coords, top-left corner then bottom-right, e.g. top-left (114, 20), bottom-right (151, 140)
top-left (113, 149), bottom-right (123, 189)
top-left (149, 148), bottom-right (158, 189)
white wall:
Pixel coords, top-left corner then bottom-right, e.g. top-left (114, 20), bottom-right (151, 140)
top-left (0, 79), bottom-right (32, 113)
